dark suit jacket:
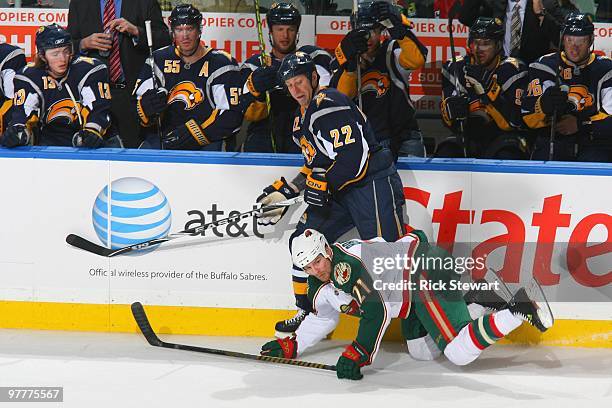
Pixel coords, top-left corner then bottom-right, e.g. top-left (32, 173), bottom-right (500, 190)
top-left (459, 0), bottom-right (567, 64)
top-left (67, 0), bottom-right (171, 88)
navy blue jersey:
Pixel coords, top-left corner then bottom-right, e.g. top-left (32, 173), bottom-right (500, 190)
top-left (134, 45), bottom-right (243, 144)
top-left (0, 43), bottom-right (26, 135)
top-left (11, 56), bottom-right (112, 146)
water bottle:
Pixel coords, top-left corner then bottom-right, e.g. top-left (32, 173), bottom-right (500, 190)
top-left (99, 28), bottom-right (111, 58)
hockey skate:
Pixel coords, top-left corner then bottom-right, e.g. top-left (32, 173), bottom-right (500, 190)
top-left (275, 309), bottom-right (309, 337)
top-left (464, 269), bottom-right (513, 310)
top-left (508, 282), bottom-right (554, 333)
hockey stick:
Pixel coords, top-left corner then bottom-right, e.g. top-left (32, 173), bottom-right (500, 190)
top-left (253, 0), bottom-right (277, 153)
top-left (66, 196), bottom-right (303, 257)
top-left (448, 1), bottom-right (467, 157)
top-left (353, 0), bottom-right (363, 110)
top-left (145, 20), bottom-right (164, 150)
top-left (549, 30), bottom-right (567, 161)
top-left (131, 302), bottom-right (336, 371)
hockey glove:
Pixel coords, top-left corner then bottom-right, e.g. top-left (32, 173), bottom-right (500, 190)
top-left (260, 336), bottom-right (297, 358)
top-left (247, 65), bottom-right (279, 98)
top-left (371, 1), bottom-right (408, 39)
top-left (540, 85), bottom-right (569, 115)
top-left (464, 64), bottom-right (496, 97)
top-left (256, 177), bottom-right (299, 226)
top-left (139, 88), bottom-right (168, 118)
top-left (162, 119), bottom-right (209, 150)
top-left (1, 124), bottom-right (30, 147)
top-left (444, 95), bottom-right (469, 121)
top-left (336, 342), bottom-right (370, 380)
top-left (72, 128), bottom-right (104, 148)
top-left (304, 170), bottom-right (330, 208)
top-left (335, 29), bottom-right (369, 69)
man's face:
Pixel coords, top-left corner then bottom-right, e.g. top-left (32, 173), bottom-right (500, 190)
top-left (563, 35), bottom-right (591, 64)
top-left (470, 38), bottom-right (498, 66)
top-left (286, 72), bottom-right (317, 108)
top-left (173, 24), bottom-right (200, 55)
top-left (43, 45), bottom-right (72, 78)
top-left (302, 249), bottom-right (333, 282)
top-left (270, 24), bottom-right (298, 54)
top-left (366, 27), bottom-right (382, 55)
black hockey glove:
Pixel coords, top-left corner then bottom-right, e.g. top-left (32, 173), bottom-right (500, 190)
top-left (464, 64), bottom-right (495, 97)
top-left (304, 170), bottom-right (330, 208)
top-left (540, 85), bottom-right (569, 115)
top-left (371, 0), bottom-right (408, 39)
top-left (336, 29), bottom-right (369, 70)
top-left (72, 128), bottom-right (104, 148)
top-left (162, 119), bottom-right (209, 150)
top-left (2, 124), bottom-right (30, 147)
top-left (247, 65), bottom-right (279, 98)
top-left (256, 177), bottom-right (299, 226)
top-left (139, 88), bottom-right (168, 118)
top-left (444, 95), bottom-right (469, 121)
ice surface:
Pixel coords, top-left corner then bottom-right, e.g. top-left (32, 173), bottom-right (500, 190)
top-left (0, 329), bottom-right (610, 408)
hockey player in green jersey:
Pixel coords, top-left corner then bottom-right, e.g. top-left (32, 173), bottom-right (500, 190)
top-left (260, 229), bottom-right (554, 380)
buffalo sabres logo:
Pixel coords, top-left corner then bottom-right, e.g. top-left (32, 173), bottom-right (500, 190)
top-left (334, 262), bottom-right (351, 285)
top-left (46, 99), bottom-right (81, 124)
top-left (361, 71), bottom-right (390, 98)
top-left (567, 85), bottom-right (594, 112)
top-left (299, 135), bottom-right (316, 165)
top-left (167, 81), bottom-right (204, 110)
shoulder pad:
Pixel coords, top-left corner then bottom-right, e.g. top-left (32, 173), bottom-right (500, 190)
top-left (310, 88), bottom-right (345, 109)
top-left (244, 53), bottom-right (263, 66)
top-left (74, 56), bottom-right (98, 66)
top-left (211, 49), bottom-right (236, 63)
top-left (501, 57), bottom-right (524, 70)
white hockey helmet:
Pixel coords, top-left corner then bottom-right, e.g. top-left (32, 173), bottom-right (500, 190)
top-left (291, 229), bottom-right (330, 269)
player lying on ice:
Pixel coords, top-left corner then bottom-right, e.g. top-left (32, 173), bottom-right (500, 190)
top-left (260, 229), bottom-right (554, 380)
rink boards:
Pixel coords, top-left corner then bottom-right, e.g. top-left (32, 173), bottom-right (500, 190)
top-left (0, 148), bottom-right (610, 347)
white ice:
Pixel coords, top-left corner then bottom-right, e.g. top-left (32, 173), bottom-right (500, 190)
top-left (0, 329), bottom-right (611, 408)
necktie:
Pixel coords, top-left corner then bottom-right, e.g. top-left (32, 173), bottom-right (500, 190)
top-left (103, 0), bottom-right (122, 83)
top-left (509, 2), bottom-right (522, 57)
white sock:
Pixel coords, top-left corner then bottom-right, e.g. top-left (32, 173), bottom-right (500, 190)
top-left (493, 309), bottom-right (523, 335)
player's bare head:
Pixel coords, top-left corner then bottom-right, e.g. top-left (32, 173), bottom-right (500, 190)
top-left (292, 229), bottom-right (332, 281)
top-left (267, 3), bottom-right (301, 55)
top-left (35, 24), bottom-right (73, 78)
top-left (468, 17), bottom-right (503, 66)
top-left (562, 13), bottom-right (594, 64)
top-left (279, 52), bottom-right (319, 107)
top-left (169, 4), bottom-right (203, 57)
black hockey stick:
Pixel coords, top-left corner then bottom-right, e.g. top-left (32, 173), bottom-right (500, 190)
top-left (145, 20), bottom-right (164, 150)
top-left (66, 196), bottom-right (302, 257)
top-left (448, 1), bottom-right (468, 157)
top-left (131, 302), bottom-right (336, 371)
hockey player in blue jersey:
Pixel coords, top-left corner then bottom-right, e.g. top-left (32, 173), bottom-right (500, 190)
top-left (255, 52), bottom-right (406, 335)
top-left (134, 4), bottom-right (243, 151)
top-left (0, 43), bottom-right (26, 142)
top-left (4, 24), bottom-right (119, 148)
top-left (239, 2), bottom-right (332, 153)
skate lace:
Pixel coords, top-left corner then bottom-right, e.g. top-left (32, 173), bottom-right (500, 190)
top-left (286, 310), bottom-right (307, 324)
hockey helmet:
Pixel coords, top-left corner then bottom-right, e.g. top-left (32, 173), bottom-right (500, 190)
top-left (291, 229), bottom-right (330, 269)
top-left (278, 51), bottom-right (316, 84)
top-left (468, 17), bottom-right (504, 43)
top-left (169, 4), bottom-right (203, 30)
top-left (266, 3), bottom-right (301, 29)
top-left (351, 1), bottom-right (380, 30)
top-left (562, 13), bottom-right (594, 37)
top-left (35, 24), bottom-right (72, 53)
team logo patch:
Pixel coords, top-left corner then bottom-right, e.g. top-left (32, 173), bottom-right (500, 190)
top-left (361, 71), bottom-right (390, 98)
top-left (46, 99), bottom-right (81, 124)
top-left (334, 262), bottom-right (351, 285)
top-left (168, 81), bottom-right (204, 110)
top-left (567, 85), bottom-right (594, 112)
top-left (299, 135), bottom-right (316, 165)
top-left (315, 92), bottom-right (326, 107)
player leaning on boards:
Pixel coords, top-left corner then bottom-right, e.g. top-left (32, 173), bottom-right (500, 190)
top-left (3, 24), bottom-right (121, 148)
top-left (255, 52), bottom-right (406, 336)
top-left (239, 2), bottom-right (332, 153)
top-left (134, 4), bottom-right (243, 151)
top-left (0, 42), bottom-right (26, 142)
top-left (522, 13), bottom-right (612, 162)
top-left (332, 0), bottom-right (427, 159)
top-left (438, 17), bottom-right (529, 159)
top-left (260, 229), bottom-right (553, 380)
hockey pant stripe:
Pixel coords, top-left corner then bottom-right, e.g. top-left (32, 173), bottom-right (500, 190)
top-left (419, 271), bottom-right (458, 343)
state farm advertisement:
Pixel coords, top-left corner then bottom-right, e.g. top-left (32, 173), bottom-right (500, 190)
top-left (0, 151), bottom-right (609, 320)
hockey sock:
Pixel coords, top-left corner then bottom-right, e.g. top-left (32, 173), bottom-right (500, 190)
top-left (444, 312), bottom-right (514, 366)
